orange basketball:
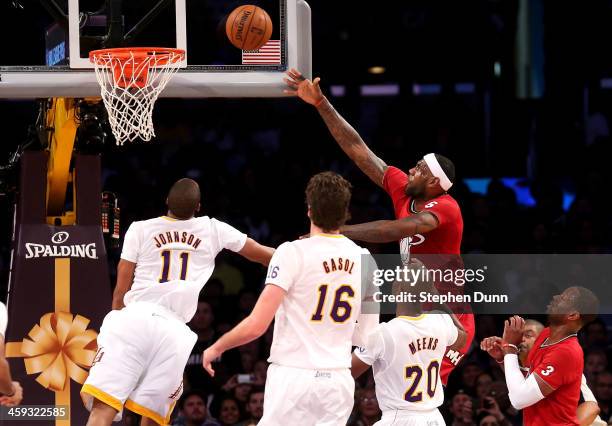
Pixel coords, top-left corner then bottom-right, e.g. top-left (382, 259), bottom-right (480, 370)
top-left (226, 5), bottom-right (273, 50)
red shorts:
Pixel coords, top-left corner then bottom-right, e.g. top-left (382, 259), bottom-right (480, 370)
top-left (440, 313), bottom-right (475, 385)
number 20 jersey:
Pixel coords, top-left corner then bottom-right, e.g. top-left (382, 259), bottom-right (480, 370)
top-left (265, 234), bottom-right (377, 370)
top-left (121, 216), bottom-right (246, 322)
top-left (355, 314), bottom-right (458, 412)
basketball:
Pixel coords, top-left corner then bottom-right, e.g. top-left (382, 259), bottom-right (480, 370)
top-left (226, 5), bottom-right (273, 50)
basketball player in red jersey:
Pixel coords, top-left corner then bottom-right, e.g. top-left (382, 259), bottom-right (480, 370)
top-left (497, 287), bottom-right (599, 426)
top-left (284, 68), bottom-right (473, 384)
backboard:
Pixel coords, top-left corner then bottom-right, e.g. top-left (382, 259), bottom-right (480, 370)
top-left (0, 0), bottom-right (311, 98)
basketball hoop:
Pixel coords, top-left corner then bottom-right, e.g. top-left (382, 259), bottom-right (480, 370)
top-left (89, 47), bottom-right (185, 145)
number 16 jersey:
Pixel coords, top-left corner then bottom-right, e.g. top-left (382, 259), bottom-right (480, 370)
top-left (265, 234), bottom-right (378, 370)
top-left (121, 215), bottom-right (247, 322)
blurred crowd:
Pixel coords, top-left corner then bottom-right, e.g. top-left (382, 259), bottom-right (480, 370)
top-left (0, 85), bottom-right (610, 426)
top-left (1, 1), bottom-right (611, 424)
top-left (90, 96), bottom-right (612, 425)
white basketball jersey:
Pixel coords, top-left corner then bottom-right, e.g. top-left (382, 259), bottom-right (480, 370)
top-left (355, 314), bottom-right (458, 412)
top-left (121, 216), bottom-right (246, 322)
top-left (265, 234), bottom-right (378, 369)
top-left (0, 302), bottom-right (7, 336)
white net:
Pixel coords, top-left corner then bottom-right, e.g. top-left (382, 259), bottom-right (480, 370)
top-left (90, 48), bottom-right (184, 145)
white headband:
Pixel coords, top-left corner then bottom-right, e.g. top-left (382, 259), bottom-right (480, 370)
top-left (423, 153), bottom-right (453, 191)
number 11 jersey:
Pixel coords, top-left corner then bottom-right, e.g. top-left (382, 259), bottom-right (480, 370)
top-left (121, 215), bottom-right (247, 322)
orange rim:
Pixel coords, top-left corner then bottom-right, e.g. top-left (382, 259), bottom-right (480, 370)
top-left (89, 47), bottom-right (185, 66)
top-left (90, 47), bottom-right (184, 89)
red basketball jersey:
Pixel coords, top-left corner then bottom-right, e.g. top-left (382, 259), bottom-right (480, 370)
top-left (383, 166), bottom-right (463, 256)
top-left (383, 165), bottom-right (472, 385)
top-left (524, 327), bottom-right (583, 426)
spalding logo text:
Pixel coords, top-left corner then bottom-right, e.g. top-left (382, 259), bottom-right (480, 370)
top-left (24, 231), bottom-right (98, 259)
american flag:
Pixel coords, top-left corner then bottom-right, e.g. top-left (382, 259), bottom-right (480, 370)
top-left (242, 40), bottom-right (281, 64)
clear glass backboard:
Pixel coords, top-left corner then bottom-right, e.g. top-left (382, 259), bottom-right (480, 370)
top-left (0, 0), bottom-right (311, 98)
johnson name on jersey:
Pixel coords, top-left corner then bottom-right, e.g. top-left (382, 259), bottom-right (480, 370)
top-left (121, 215), bottom-right (246, 322)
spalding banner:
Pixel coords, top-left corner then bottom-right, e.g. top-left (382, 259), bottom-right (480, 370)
top-left (4, 152), bottom-right (111, 426)
top-left (5, 225), bottom-right (110, 426)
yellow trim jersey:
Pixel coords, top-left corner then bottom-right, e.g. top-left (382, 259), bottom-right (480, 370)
top-left (355, 313), bottom-right (458, 412)
top-left (265, 234), bottom-right (379, 369)
top-left (121, 216), bottom-right (247, 322)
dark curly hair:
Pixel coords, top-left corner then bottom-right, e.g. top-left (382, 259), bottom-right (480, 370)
top-left (305, 171), bottom-right (352, 232)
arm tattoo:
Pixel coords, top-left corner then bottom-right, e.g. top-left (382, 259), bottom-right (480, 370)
top-left (317, 99), bottom-right (387, 186)
top-left (341, 214), bottom-right (438, 243)
top-left (342, 220), bottom-right (416, 243)
top-left (317, 100), bottom-right (362, 149)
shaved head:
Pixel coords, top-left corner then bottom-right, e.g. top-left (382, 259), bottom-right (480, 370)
top-left (520, 319), bottom-right (545, 355)
top-left (167, 178), bottom-right (201, 219)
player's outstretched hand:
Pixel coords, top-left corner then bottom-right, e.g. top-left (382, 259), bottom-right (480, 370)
top-left (480, 336), bottom-right (504, 362)
top-left (0, 382), bottom-right (23, 407)
top-left (502, 315), bottom-right (525, 346)
top-left (283, 68), bottom-right (325, 106)
top-left (202, 347), bottom-right (219, 377)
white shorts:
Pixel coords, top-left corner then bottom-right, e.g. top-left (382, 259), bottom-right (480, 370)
top-left (81, 302), bottom-right (197, 425)
top-left (374, 409), bottom-right (445, 426)
top-left (259, 364), bottom-right (354, 426)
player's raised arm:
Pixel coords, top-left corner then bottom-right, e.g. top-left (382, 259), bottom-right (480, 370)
top-left (480, 336), bottom-right (504, 365)
top-left (211, 219), bottom-right (274, 266)
top-left (284, 68), bottom-right (388, 187)
top-left (501, 316), bottom-right (553, 410)
top-left (341, 212), bottom-right (439, 243)
top-left (238, 238), bottom-right (275, 266)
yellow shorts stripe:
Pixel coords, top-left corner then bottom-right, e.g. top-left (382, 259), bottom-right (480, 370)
top-left (125, 399), bottom-right (167, 426)
top-left (81, 384), bottom-right (123, 413)
top-left (165, 400), bottom-right (177, 424)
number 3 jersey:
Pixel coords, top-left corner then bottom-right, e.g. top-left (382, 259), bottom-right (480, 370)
top-left (265, 234), bottom-right (379, 370)
top-left (523, 327), bottom-right (583, 426)
top-left (355, 314), bottom-right (458, 412)
top-left (121, 216), bottom-right (247, 322)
